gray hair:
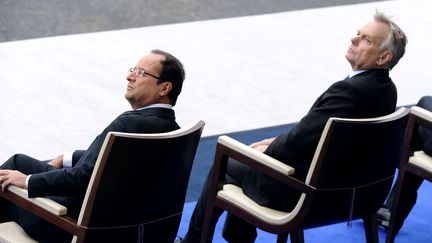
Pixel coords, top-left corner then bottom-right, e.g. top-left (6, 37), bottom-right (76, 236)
top-left (374, 11), bottom-right (408, 69)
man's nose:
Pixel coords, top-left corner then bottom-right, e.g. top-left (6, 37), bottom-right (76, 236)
top-left (127, 73), bottom-right (135, 82)
top-left (351, 36), bottom-right (359, 45)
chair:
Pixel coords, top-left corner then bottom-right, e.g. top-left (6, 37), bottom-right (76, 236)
top-left (0, 120), bottom-right (205, 243)
top-left (201, 108), bottom-right (409, 243)
top-left (385, 106), bottom-right (432, 243)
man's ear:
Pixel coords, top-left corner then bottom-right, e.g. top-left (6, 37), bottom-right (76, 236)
top-left (377, 51), bottom-right (394, 67)
top-left (159, 82), bottom-right (173, 96)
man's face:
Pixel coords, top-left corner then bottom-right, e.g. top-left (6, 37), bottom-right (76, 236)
top-left (345, 20), bottom-right (390, 70)
top-left (125, 53), bottom-right (167, 109)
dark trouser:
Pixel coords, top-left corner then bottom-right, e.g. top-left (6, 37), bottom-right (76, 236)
top-left (183, 158), bottom-right (257, 243)
top-left (0, 154), bottom-right (73, 243)
top-left (384, 172), bottom-right (423, 235)
top-left (383, 95), bottom-right (432, 234)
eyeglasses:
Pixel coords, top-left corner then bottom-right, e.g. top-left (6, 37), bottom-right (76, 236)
top-left (128, 67), bottom-right (161, 80)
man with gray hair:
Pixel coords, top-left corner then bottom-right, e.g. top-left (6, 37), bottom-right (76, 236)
top-left (179, 11), bottom-right (407, 243)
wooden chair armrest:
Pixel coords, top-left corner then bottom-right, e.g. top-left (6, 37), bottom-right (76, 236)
top-left (218, 135), bottom-right (295, 175)
top-left (411, 106), bottom-right (432, 129)
top-left (216, 135), bottom-right (314, 194)
top-left (7, 185), bottom-right (67, 216)
top-left (201, 135), bottom-right (314, 242)
top-left (406, 151), bottom-right (432, 182)
top-left (410, 151), bottom-right (432, 170)
top-left (0, 186), bottom-right (79, 235)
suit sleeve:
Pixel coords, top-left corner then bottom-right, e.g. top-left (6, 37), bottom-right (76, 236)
top-left (26, 109), bottom-right (174, 198)
top-left (72, 150), bottom-right (86, 167)
top-left (264, 80), bottom-right (359, 178)
top-left (27, 116), bottom-right (126, 198)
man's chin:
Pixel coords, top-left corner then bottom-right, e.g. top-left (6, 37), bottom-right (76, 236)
top-left (125, 94), bottom-right (133, 103)
top-left (345, 53), bottom-right (351, 60)
top-left (345, 55), bottom-right (354, 64)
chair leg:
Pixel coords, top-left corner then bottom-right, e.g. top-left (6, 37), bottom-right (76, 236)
top-left (276, 233), bottom-right (288, 243)
top-left (289, 228), bottom-right (304, 243)
top-left (200, 204), bottom-right (219, 243)
top-left (385, 169), bottom-right (408, 243)
top-left (363, 214), bottom-right (379, 243)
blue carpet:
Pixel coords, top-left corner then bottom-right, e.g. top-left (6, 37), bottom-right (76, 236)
top-left (178, 180), bottom-right (432, 242)
top-left (180, 123), bottom-right (432, 242)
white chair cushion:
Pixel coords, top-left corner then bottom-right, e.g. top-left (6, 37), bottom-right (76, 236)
top-left (409, 151), bottom-right (432, 173)
top-left (0, 222), bottom-right (37, 243)
top-left (217, 184), bottom-right (293, 225)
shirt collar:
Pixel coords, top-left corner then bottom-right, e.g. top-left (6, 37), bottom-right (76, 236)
top-left (134, 103), bottom-right (173, 111)
top-left (348, 70), bottom-right (367, 78)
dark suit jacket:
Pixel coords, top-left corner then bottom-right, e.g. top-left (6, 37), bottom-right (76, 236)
top-left (242, 69), bottom-right (397, 211)
top-left (28, 107), bottom-right (179, 215)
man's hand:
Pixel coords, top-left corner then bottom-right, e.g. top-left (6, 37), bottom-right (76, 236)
top-left (48, 155), bottom-right (64, 169)
top-left (249, 137), bottom-right (276, 153)
top-left (0, 169), bottom-right (28, 191)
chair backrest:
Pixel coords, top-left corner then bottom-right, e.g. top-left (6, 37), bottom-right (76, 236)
top-left (301, 108), bottom-right (409, 227)
top-left (75, 120), bottom-right (205, 243)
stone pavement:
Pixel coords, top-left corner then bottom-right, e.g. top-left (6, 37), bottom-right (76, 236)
top-left (0, 0), bottom-right (384, 42)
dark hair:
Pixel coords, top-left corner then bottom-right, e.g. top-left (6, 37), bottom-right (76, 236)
top-left (151, 49), bottom-right (185, 106)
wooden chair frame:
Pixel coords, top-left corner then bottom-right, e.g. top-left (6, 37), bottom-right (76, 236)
top-left (0, 120), bottom-right (205, 242)
top-left (201, 108), bottom-right (409, 243)
top-left (386, 107), bottom-right (432, 243)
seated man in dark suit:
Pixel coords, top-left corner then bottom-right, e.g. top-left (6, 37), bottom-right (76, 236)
top-left (0, 49), bottom-right (185, 242)
top-left (377, 95), bottom-right (432, 235)
top-left (179, 11), bottom-right (408, 243)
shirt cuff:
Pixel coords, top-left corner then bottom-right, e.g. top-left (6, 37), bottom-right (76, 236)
top-left (25, 175), bottom-right (31, 189)
top-left (63, 151), bottom-right (73, 168)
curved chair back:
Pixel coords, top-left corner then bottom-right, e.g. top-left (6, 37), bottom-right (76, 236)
top-left (76, 120), bottom-right (205, 242)
top-left (200, 109), bottom-right (409, 243)
top-left (300, 108), bottom-right (409, 227)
